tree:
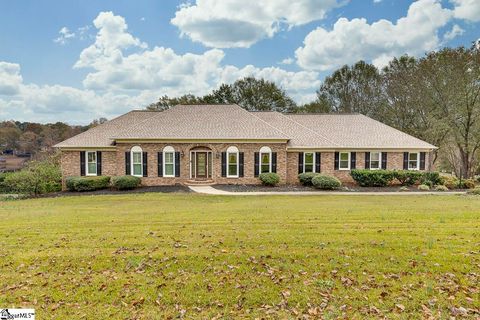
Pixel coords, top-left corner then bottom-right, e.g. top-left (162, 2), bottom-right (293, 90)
top-left (147, 94), bottom-right (209, 111)
top-left (211, 77), bottom-right (297, 112)
top-left (18, 131), bottom-right (39, 154)
top-left (316, 61), bottom-right (385, 117)
top-left (88, 118), bottom-right (108, 128)
top-left (418, 46), bottom-right (480, 178)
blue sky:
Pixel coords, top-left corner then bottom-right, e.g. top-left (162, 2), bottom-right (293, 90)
top-left (0, 0), bottom-right (478, 124)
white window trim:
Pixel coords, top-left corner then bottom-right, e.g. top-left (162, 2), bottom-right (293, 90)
top-left (339, 151), bottom-right (350, 171)
top-left (131, 146), bottom-right (143, 177)
top-left (163, 146), bottom-right (175, 178)
top-left (408, 152), bottom-right (420, 171)
top-left (226, 146), bottom-right (239, 178)
top-left (86, 151), bottom-right (97, 176)
top-left (369, 151), bottom-right (382, 170)
top-left (259, 146), bottom-right (272, 174)
top-left (303, 152), bottom-right (316, 173)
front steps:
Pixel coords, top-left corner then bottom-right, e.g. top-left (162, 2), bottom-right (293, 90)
top-left (183, 179), bottom-right (216, 186)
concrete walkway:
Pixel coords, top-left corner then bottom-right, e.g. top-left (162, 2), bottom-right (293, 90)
top-left (187, 185), bottom-right (467, 196)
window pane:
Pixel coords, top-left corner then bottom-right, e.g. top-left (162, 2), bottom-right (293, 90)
top-left (88, 152), bottom-right (96, 162)
top-left (228, 164), bottom-right (237, 176)
top-left (409, 153), bottom-right (418, 161)
top-left (340, 152), bottom-right (349, 161)
top-left (261, 153), bottom-right (270, 164)
top-left (409, 161), bottom-right (417, 169)
top-left (261, 164), bottom-right (270, 173)
top-left (165, 152), bottom-right (174, 163)
top-left (133, 152), bottom-right (142, 164)
top-left (371, 152), bottom-right (380, 161)
top-left (88, 163), bottom-right (96, 174)
top-left (165, 163), bottom-right (174, 176)
top-left (370, 161), bottom-right (380, 169)
top-left (304, 153), bottom-right (314, 164)
top-left (133, 163), bottom-right (142, 175)
top-left (304, 164), bottom-right (313, 173)
top-left (339, 161), bottom-right (349, 169)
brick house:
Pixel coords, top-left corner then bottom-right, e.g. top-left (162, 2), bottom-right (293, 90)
top-left (55, 104), bottom-right (436, 187)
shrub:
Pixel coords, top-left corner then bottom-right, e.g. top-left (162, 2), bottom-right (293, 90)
top-left (312, 175), bottom-right (341, 190)
top-left (259, 173), bottom-right (280, 186)
top-left (467, 187), bottom-right (480, 195)
top-left (298, 172), bottom-right (318, 186)
top-left (0, 172), bottom-right (12, 193)
top-left (442, 175), bottom-right (459, 189)
top-left (3, 159), bottom-right (61, 195)
top-left (421, 172), bottom-right (443, 187)
top-left (350, 169), bottom-right (395, 187)
top-left (434, 185), bottom-right (449, 191)
top-left (111, 176), bottom-right (141, 190)
top-left (417, 184), bottom-right (430, 191)
top-left (458, 178), bottom-right (476, 189)
top-left (393, 170), bottom-right (423, 186)
top-left (66, 176), bottom-right (111, 192)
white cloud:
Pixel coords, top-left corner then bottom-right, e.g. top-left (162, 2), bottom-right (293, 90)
top-left (279, 58), bottom-right (294, 65)
top-left (451, 0), bottom-right (480, 22)
top-left (0, 11), bottom-right (321, 123)
top-left (53, 27), bottom-right (76, 45)
top-left (171, 0), bottom-right (346, 48)
top-left (443, 24), bottom-right (465, 41)
top-left (295, 0), bottom-right (452, 71)
top-left (0, 62), bottom-right (23, 95)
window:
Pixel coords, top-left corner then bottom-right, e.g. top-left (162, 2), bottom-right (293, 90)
top-left (370, 152), bottom-right (381, 170)
top-left (86, 151), bottom-right (97, 176)
top-left (131, 146), bottom-right (143, 177)
top-left (163, 146), bottom-right (175, 177)
top-left (304, 152), bottom-right (315, 173)
top-left (339, 152), bottom-right (350, 170)
top-left (408, 152), bottom-right (419, 170)
top-left (260, 146), bottom-right (271, 173)
top-left (227, 146), bottom-right (239, 177)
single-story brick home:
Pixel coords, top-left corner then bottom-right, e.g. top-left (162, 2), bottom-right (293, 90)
top-left (55, 104), bottom-right (436, 187)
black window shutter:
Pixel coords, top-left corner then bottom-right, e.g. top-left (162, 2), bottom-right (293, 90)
top-left (351, 152), bottom-right (356, 170)
top-left (125, 152), bottom-right (131, 175)
top-left (175, 152), bottom-right (180, 177)
top-left (334, 152), bottom-right (339, 170)
top-left (221, 152), bottom-right (227, 177)
top-left (365, 152), bottom-right (370, 169)
top-left (315, 152), bottom-right (321, 173)
top-left (298, 152), bottom-right (304, 174)
top-left (272, 152), bottom-right (277, 173)
top-left (419, 152), bottom-right (426, 170)
top-left (96, 151), bottom-right (102, 176)
top-left (254, 152), bottom-right (259, 177)
top-left (157, 152), bottom-right (163, 177)
top-left (142, 152), bottom-right (148, 177)
top-left (80, 151), bottom-right (86, 176)
top-left (403, 152), bottom-right (409, 170)
top-left (239, 152), bottom-right (244, 177)
top-left (381, 152), bottom-right (387, 170)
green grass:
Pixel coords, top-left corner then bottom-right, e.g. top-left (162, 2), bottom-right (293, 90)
top-left (0, 194), bottom-right (479, 319)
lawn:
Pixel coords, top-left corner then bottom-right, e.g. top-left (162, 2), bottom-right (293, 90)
top-left (0, 194), bottom-right (479, 319)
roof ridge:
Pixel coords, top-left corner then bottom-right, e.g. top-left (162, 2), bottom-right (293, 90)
top-left (276, 112), bottom-right (341, 147)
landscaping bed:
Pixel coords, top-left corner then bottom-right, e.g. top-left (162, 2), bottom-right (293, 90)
top-left (214, 184), bottom-right (465, 193)
top-left (40, 184), bottom-right (191, 197)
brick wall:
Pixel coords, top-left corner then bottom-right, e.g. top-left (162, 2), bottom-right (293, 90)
top-left (61, 147), bottom-right (431, 187)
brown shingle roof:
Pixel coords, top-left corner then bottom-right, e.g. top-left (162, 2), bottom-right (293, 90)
top-left (284, 113), bottom-right (436, 149)
top-left (55, 104), bottom-right (436, 150)
top-left (113, 104), bottom-right (289, 141)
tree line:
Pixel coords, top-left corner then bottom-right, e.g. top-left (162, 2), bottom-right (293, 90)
top-left (148, 44), bottom-right (480, 178)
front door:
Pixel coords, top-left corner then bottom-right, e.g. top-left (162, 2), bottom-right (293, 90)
top-left (196, 152), bottom-right (207, 179)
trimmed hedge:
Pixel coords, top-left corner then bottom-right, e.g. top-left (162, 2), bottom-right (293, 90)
top-left (350, 169), bottom-right (395, 187)
top-left (259, 173), bottom-right (280, 186)
top-left (393, 170), bottom-right (423, 186)
top-left (0, 172), bottom-right (12, 193)
top-left (312, 175), bottom-right (341, 190)
top-left (111, 176), bottom-right (141, 190)
top-left (66, 176), bottom-right (111, 192)
top-left (468, 187), bottom-right (480, 195)
top-left (459, 178), bottom-right (476, 189)
top-left (442, 175), bottom-right (459, 189)
top-left (298, 172), bottom-right (318, 186)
